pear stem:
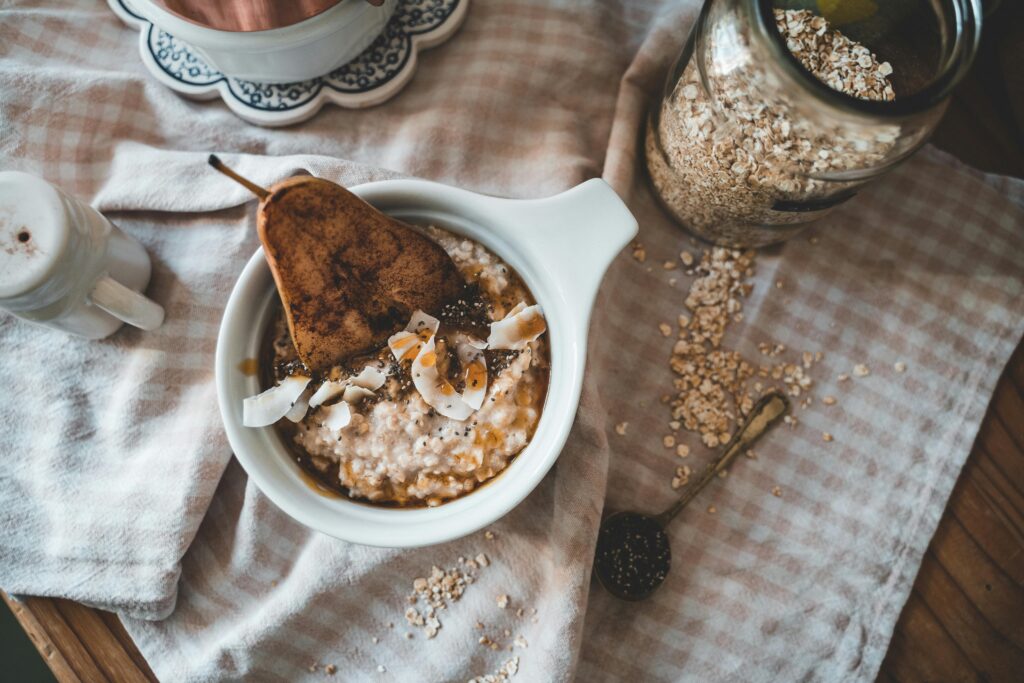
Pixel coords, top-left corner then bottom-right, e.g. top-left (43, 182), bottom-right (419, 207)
top-left (208, 154), bottom-right (270, 200)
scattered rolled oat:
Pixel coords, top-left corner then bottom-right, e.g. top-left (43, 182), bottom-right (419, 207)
top-left (676, 443), bottom-right (690, 458)
top-left (485, 530), bottom-right (495, 541)
top-left (405, 563), bottom-right (482, 639)
top-left (614, 422), bottom-right (628, 436)
top-left (468, 656), bottom-right (519, 683)
top-left (822, 432), bottom-right (833, 442)
top-left (476, 553), bottom-right (490, 567)
top-left (853, 364), bottom-right (870, 377)
top-left (822, 396), bottom-right (837, 406)
top-left (662, 435), bottom-right (676, 448)
top-left (378, 664), bottom-right (387, 673)
top-left (514, 635), bottom-right (528, 649)
top-left (496, 594), bottom-right (509, 609)
top-left (478, 633), bottom-right (502, 651)
top-left (680, 250), bottom-right (694, 266)
top-left (667, 249), bottom-right (758, 448)
top-left (663, 260), bottom-right (677, 270)
top-left (661, 248), bottom-right (820, 488)
top-left (707, 505), bottom-right (716, 514)
top-left (894, 361), bottom-right (907, 373)
top-left (325, 664), bottom-right (337, 676)
top-left (671, 465), bottom-right (692, 490)
top-left (771, 486), bottom-right (782, 498)
top-left (659, 323), bottom-right (672, 337)
top-left (837, 373), bottom-right (849, 382)
top-left (631, 242), bottom-right (646, 263)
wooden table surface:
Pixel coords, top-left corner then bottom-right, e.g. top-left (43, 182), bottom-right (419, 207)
top-left (4, 3), bottom-right (1023, 682)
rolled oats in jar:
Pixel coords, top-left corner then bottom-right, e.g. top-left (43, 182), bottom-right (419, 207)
top-left (645, 0), bottom-right (981, 248)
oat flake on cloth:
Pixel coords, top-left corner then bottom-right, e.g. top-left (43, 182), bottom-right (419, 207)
top-left (1, 1), bottom-right (1022, 682)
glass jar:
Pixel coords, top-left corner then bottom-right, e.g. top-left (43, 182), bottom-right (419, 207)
top-left (645, 0), bottom-right (982, 248)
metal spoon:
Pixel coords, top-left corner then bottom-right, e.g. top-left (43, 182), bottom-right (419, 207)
top-left (594, 391), bottom-right (790, 601)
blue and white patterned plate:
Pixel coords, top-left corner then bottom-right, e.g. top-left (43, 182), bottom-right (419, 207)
top-left (108, 0), bottom-right (467, 127)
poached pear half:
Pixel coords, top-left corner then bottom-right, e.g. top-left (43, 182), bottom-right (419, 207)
top-left (210, 156), bottom-right (463, 373)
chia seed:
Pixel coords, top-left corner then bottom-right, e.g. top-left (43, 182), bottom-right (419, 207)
top-left (594, 512), bottom-right (670, 600)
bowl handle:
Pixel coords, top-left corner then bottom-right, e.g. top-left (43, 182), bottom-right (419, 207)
top-left (494, 179), bottom-right (638, 328)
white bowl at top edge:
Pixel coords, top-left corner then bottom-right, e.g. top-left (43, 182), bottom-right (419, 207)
top-left (215, 178), bottom-right (637, 547)
top-left (128, 0), bottom-right (397, 83)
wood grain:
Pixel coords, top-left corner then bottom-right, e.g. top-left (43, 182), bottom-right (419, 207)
top-left (2, 592), bottom-right (82, 683)
top-left (2, 2), bottom-right (1023, 682)
top-left (879, 0), bottom-right (1024, 679)
top-left (879, 345), bottom-right (1024, 683)
top-left (1, 593), bottom-right (157, 683)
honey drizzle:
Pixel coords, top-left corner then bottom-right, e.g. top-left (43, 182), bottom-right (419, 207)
top-left (517, 311), bottom-right (547, 339)
top-left (237, 357), bottom-right (259, 376)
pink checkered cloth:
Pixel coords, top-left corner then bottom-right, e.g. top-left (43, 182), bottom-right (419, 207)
top-left (2, 1), bottom-right (1023, 681)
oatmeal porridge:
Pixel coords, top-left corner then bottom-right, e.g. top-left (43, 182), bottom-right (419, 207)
top-left (244, 226), bottom-right (549, 507)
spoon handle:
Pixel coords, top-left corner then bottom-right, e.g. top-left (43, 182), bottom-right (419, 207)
top-left (655, 392), bottom-right (790, 527)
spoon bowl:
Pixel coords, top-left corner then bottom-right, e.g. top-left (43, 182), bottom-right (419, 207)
top-left (594, 511), bottom-right (671, 601)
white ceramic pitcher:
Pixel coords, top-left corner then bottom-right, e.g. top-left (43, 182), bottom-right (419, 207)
top-left (0, 171), bottom-right (164, 338)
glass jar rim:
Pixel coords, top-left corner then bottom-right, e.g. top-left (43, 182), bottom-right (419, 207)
top-left (753, 0), bottom-right (982, 119)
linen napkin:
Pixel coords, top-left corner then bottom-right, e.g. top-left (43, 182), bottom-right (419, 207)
top-left (2, 1), bottom-right (1023, 682)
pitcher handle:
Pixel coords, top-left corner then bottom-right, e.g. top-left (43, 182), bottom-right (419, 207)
top-left (89, 275), bottom-right (165, 331)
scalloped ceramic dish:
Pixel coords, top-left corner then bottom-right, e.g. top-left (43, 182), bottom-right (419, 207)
top-left (108, 0), bottom-right (468, 126)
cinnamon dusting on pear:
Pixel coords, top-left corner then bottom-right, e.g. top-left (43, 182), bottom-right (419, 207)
top-left (209, 155), bottom-right (463, 372)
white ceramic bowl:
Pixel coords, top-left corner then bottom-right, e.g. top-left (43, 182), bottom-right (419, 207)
top-left (215, 178), bottom-right (637, 547)
top-left (129, 0), bottom-right (397, 83)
